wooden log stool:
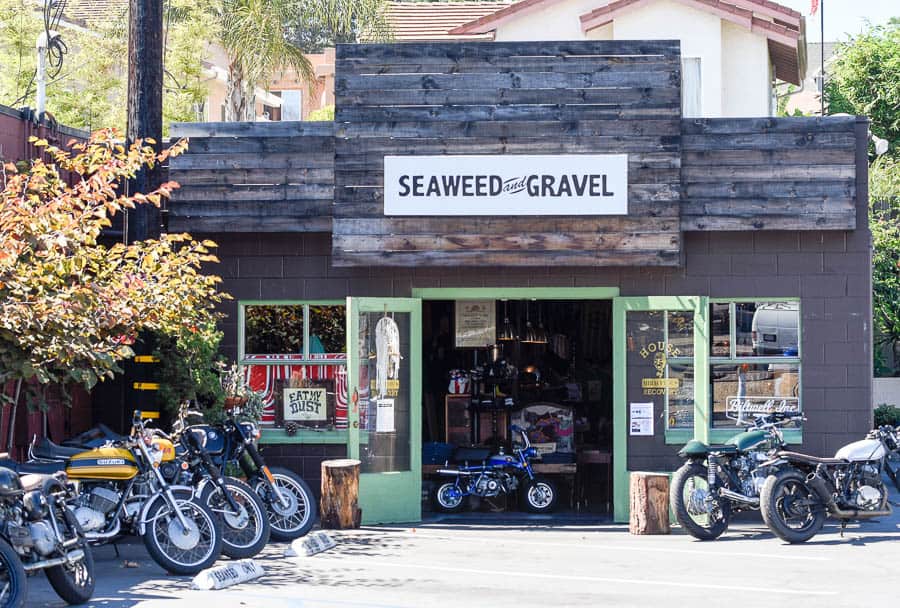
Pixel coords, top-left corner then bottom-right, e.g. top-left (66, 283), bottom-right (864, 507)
top-left (629, 472), bottom-right (670, 535)
top-left (320, 459), bottom-right (362, 529)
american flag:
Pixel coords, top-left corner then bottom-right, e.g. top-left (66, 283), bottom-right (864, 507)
top-left (810, 0), bottom-right (818, 15)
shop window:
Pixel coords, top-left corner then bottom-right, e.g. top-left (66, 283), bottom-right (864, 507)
top-left (709, 301), bottom-right (801, 430)
top-left (240, 302), bottom-right (347, 428)
top-left (626, 310), bottom-right (695, 431)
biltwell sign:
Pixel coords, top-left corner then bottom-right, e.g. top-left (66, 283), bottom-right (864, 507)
top-left (383, 154), bottom-right (628, 216)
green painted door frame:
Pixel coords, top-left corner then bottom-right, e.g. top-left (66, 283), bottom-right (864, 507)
top-left (346, 297), bottom-right (422, 524)
top-left (611, 296), bottom-right (708, 522)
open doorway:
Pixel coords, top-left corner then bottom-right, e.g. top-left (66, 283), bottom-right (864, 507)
top-left (421, 299), bottom-right (613, 518)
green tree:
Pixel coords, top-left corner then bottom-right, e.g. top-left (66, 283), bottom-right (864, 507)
top-left (0, 0), bottom-right (209, 133)
top-left (870, 157), bottom-right (900, 374)
top-left (0, 131), bottom-right (229, 419)
top-left (825, 21), bottom-right (900, 156)
top-left (215, 0), bottom-right (391, 121)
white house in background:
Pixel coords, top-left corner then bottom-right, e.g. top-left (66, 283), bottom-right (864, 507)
top-left (383, 0), bottom-right (807, 118)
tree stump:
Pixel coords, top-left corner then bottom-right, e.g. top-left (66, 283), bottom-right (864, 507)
top-left (629, 472), bottom-right (670, 535)
top-left (320, 459), bottom-right (362, 529)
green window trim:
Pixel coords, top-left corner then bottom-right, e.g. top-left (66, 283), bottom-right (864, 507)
top-left (260, 428), bottom-right (349, 444)
top-left (237, 299), bottom-right (348, 364)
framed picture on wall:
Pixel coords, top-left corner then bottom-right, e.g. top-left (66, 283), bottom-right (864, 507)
top-left (454, 300), bottom-right (496, 348)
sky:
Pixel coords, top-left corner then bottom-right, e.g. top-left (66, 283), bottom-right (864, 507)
top-left (778, 0), bottom-right (898, 42)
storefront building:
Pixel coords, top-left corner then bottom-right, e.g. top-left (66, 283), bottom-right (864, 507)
top-left (168, 41), bottom-right (871, 524)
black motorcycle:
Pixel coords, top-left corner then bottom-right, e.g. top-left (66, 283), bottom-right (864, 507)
top-left (178, 404), bottom-right (317, 541)
top-left (0, 468), bottom-right (94, 607)
top-left (759, 425), bottom-right (900, 543)
top-left (162, 405), bottom-right (271, 559)
top-left (670, 412), bottom-right (801, 540)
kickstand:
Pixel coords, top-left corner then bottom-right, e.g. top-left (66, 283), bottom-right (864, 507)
top-left (112, 543), bottom-right (120, 559)
top-left (840, 520), bottom-right (847, 538)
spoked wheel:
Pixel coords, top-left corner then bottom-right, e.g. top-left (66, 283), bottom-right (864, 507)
top-left (253, 467), bottom-right (316, 541)
top-left (142, 496), bottom-right (223, 575)
top-left (201, 477), bottom-right (270, 559)
top-left (670, 462), bottom-right (731, 540)
top-left (433, 482), bottom-right (466, 513)
top-left (761, 469), bottom-right (826, 544)
top-left (44, 506), bottom-right (95, 604)
top-left (520, 478), bottom-right (558, 513)
top-left (0, 538), bottom-right (26, 608)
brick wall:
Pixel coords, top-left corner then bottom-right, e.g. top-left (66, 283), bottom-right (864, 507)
top-left (259, 442), bottom-right (347, 504)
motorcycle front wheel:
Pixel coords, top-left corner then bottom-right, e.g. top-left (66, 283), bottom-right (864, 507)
top-left (670, 462), bottom-right (731, 540)
top-left (142, 496), bottom-right (223, 575)
top-left (44, 506), bottom-right (95, 605)
top-left (201, 477), bottom-right (270, 559)
top-left (520, 478), bottom-right (558, 513)
top-left (761, 469), bottom-right (825, 544)
top-left (0, 538), bottom-right (26, 608)
top-left (253, 467), bottom-right (317, 541)
top-left (433, 482), bottom-right (466, 513)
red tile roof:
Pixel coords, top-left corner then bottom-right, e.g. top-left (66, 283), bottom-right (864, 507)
top-left (386, 1), bottom-right (515, 41)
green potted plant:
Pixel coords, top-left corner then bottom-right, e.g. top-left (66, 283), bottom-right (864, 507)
top-left (220, 362), bottom-right (251, 410)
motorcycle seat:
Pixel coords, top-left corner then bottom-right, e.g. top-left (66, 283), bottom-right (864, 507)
top-left (31, 437), bottom-right (83, 461)
top-left (452, 447), bottom-right (492, 463)
top-left (777, 451), bottom-right (847, 466)
top-left (15, 460), bottom-right (67, 475)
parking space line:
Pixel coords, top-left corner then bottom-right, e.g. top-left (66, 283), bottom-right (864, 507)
top-left (358, 530), bottom-right (831, 562)
top-left (313, 557), bottom-right (837, 597)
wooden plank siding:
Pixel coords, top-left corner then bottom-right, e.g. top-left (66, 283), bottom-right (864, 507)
top-left (680, 117), bottom-right (859, 231)
top-left (167, 122), bottom-right (335, 233)
top-left (164, 44), bottom-right (864, 264)
top-left (332, 41), bottom-right (684, 267)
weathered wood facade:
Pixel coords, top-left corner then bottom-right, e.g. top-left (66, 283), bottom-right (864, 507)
top-left (168, 41), bottom-right (862, 265)
top-left (168, 122), bottom-right (335, 233)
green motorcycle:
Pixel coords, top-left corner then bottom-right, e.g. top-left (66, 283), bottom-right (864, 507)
top-left (670, 412), bottom-right (802, 540)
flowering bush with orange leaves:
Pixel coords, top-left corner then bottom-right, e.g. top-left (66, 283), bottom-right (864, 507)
top-left (0, 129), bottom-right (229, 406)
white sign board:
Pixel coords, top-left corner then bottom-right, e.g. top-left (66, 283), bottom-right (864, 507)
top-left (630, 402), bottom-right (654, 436)
top-left (376, 398), bottom-right (395, 433)
top-left (455, 300), bottom-right (496, 348)
top-left (384, 154), bottom-right (628, 216)
top-left (192, 559), bottom-right (265, 590)
top-left (726, 396), bottom-right (800, 420)
top-left (283, 387), bottom-right (327, 421)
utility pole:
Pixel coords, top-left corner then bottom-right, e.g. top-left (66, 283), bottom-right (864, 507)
top-left (126, 0), bottom-right (164, 242)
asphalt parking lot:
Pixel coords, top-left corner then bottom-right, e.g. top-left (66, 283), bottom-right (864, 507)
top-left (26, 494), bottom-right (900, 608)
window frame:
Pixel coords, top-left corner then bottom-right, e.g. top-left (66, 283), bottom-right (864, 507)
top-left (707, 298), bottom-right (802, 444)
top-left (271, 89), bottom-right (303, 122)
top-left (238, 300), bottom-right (348, 444)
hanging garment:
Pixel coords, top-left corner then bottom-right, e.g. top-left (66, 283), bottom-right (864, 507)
top-left (375, 316), bottom-right (402, 398)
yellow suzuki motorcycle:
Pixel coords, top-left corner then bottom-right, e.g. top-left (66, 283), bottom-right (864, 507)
top-left (28, 411), bottom-right (223, 575)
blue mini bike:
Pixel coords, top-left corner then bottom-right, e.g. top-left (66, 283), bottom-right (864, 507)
top-left (433, 425), bottom-right (558, 513)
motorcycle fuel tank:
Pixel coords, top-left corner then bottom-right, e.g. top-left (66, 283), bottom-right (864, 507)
top-left (725, 430), bottom-right (769, 452)
top-left (835, 439), bottom-right (886, 462)
top-left (488, 454), bottom-right (516, 467)
top-left (66, 446), bottom-right (139, 480)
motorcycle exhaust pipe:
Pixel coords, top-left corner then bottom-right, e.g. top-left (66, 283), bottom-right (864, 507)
top-left (717, 488), bottom-right (760, 507)
top-left (84, 517), bottom-right (121, 542)
top-left (436, 469), bottom-right (470, 476)
top-left (23, 549), bottom-right (85, 572)
top-left (805, 473), bottom-right (893, 519)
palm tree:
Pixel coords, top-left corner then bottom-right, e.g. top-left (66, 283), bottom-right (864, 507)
top-left (216, 0), bottom-right (391, 121)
